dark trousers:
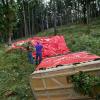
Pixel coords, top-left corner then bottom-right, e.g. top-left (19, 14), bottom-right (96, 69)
top-left (36, 52), bottom-right (42, 65)
top-left (28, 52), bottom-right (34, 64)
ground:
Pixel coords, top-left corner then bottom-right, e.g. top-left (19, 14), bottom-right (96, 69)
top-left (0, 19), bottom-right (100, 100)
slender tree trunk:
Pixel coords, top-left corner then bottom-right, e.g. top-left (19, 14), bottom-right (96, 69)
top-left (54, 14), bottom-right (57, 34)
top-left (8, 33), bottom-right (12, 45)
top-left (8, 28), bottom-right (13, 45)
top-left (98, 0), bottom-right (100, 16)
top-left (75, 2), bottom-right (78, 24)
top-left (31, 9), bottom-right (34, 35)
top-left (72, 1), bottom-right (75, 23)
top-left (60, 15), bottom-right (62, 26)
top-left (46, 16), bottom-right (49, 29)
top-left (41, 15), bottom-right (44, 32)
top-left (87, 3), bottom-right (90, 24)
top-left (28, 3), bottom-right (31, 36)
top-left (83, 6), bottom-right (87, 24)
top-left (87, 5), bottom-right (89, 24)
top-left (32, 8), bottom-right (36, 34)
top-left (69, 8), bottom-right (72, 24)
top-left (22, 0), bottom-right (28, 37)
top-left (66, 9), bottom-right (69, 25)
top-left (54, 1), bottom-right (57, 35)
top-left (78, 1), bottom-right (80, 23)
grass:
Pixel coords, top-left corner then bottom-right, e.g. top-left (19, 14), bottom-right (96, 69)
top-left (0, 47), bottom-right (35, 100)
top-left (0, 19), bottom-right (100, 100)
top-left (38, 22), bottom-right (100, 55)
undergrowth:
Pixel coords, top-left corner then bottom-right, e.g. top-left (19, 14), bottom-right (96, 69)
top-left (0, 47), bottom-right (35, 100)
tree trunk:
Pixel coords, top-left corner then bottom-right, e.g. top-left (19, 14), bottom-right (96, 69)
top-left (54, 1), bottom-right (57, 35)
top-left (46, 16), bottom-right (49, 29)
top-left (54, 14), bottom-right (57, 35)
top-left (87, 2), bottom-right (91, 24)
top-left (69, 8), bottom-right (72, 24)
top-left (41, 15), bottom-right (44, 32)
top-left (72, 1), bottom-right (75, 23)
top-left (83, 6), bottom-right (87, 24)
top-left (22, 0), bottom-right (28, 37)
top-left (75, 2), bottom-right (78, 24)
top-left (8, 35), bottom-right (11, 45)
top-left (60, 15), bottom-right (62, 26)
top-left (77, 1), bottom-right (80, 23)
top-left (66, 9), bottom-right (69, 25)
top-left (28, 3), bottom-right (31, 36)
top-left (31, 9), bottom-right (35, 35)
top-left (8, 32), bottom-right (12, 45)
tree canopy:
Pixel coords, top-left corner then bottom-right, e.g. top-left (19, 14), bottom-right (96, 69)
top-left (0, 0), bottom-right (100, 43)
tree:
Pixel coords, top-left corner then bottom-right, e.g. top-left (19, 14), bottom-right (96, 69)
top-left (1, 0), bottom-right (16, 45)
top-left (0, 0), bottom-right (100, 42)
top-left (77, 0), bottom-right (95, 24)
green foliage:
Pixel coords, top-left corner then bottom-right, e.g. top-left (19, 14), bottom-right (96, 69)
top-left (71, 72), bottom-right (100, 97)
top-left (43, 23), bottom-right (100, 55)
top-left (0, 0), bottom-right (17, 42)
top-left (0, 46), bottom-right (35, 100)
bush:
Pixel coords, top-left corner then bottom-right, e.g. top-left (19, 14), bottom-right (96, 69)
top-left (71, 72), bottom-right (100, 97)
top-left (0, 48), bottom-right (35, 100)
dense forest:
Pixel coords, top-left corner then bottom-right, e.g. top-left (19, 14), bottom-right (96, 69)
top-left (0, 0), bottom-right (100, 44)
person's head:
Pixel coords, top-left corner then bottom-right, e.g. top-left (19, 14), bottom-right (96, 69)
top-left (28, 41), bottom-right (32, 46)
top-left (29, 41), bottom-right (31, 44)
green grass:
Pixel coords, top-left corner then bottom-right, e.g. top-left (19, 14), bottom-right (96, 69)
top-left (0, 47), bottom-right (35, 100)
top-left (38, 23), bottom-right (100, 55)
top-left (0, 19), bottom-right (100, 100)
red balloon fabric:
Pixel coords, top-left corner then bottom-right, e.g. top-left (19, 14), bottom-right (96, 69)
top-left (36, 51), bottom-right (100, 70)
top-left (12, 36), bottom-right (100, 71)
top-left (12, 35), bottom-right (70, 58)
